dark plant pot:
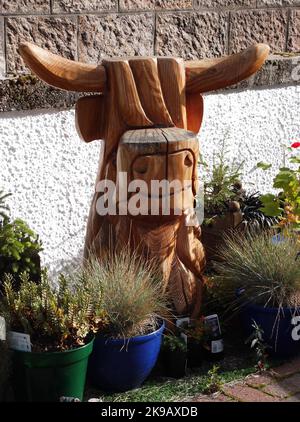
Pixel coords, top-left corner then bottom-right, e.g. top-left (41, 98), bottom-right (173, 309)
top-left (89, 321), bottom-right (165, 393)
top-left (242, 304), bottom-right (300, 358)
top-left (202, 211), bottom-right (243, 263)
top-left (11, 339), bottom-right (94, 402)
top-left (164, 350), bottom-right (187, 379)
top-left (187, 339), bottom-right (203, 368)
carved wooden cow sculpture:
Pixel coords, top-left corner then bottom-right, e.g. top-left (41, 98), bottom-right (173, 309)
top-left (20, 42), bottom-right (270, 318)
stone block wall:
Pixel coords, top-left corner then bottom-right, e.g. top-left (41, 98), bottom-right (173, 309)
top-left (0, 0), bottom-right (299, 78)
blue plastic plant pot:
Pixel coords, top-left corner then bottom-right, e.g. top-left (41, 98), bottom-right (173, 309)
top-left (88, 321), bottom-right (165, 392)
top-left (241, 304), bottom-right (300, 358)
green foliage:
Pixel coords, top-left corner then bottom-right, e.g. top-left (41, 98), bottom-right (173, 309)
top-left (213, 231), bottom-right (300, 310)
top-left (163, 335), bottom-right (187, 353)
top-left (203, 142), bottom-right (243, 217)
top-left (0, 218), bottom-right (42, 284)
top-left (257, 162), bottom-right (272, 171)
top-left (203, 365), bottom-right (223, 395)
top-left (245, 320), bottom-right (270, 373)
top-left (241, 192), bottom-right (279, 232)
top-left (0, 190), bottom-right (42, 287)
top-left (258, 151), bottom-right (300, 230)
top-left (0, 190), bottom-right (11, 222)
top-left (83, 251), bottom-right (168, 339)
top-left (0, 271), bottom-right (104, 352)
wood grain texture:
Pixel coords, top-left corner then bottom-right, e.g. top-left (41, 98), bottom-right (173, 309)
top-left (75, 95), bottom-right (106, 142)
top-left (185, 43), bottom-right (270, 94)
top-left (19, 42), bottom-right (106, 93)
top-left (186, 93), bottom-right (204, 133)
top-left (158, 57), bottom-right (187, 129)
top-left (115, 128), bottom-right (205, 316)
top-left (104, 59), bottom-right (153, 128)
top-left (129, 58), bottom-right (174, 127)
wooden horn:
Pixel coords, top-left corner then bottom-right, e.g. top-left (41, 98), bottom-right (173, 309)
top-left (185, 43), bottom-right (270, 94)
top-left (19, 42), bottom-right (106, 93)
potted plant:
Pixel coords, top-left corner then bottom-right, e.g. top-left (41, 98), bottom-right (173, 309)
top-left (86, 251), bottom-right (168, 393)
top-left (0, 271), bottom-right (103, 402)
top-left (200, 146), bottom-right (276, 262)
top-left (213, 231), bottom-right (300, 358)
top-left (162, 334), bottom-right (187, 379)
top-left (200, 144), bottom-right (244, 262)
top-left (0, 190), bottom-right (42, 289)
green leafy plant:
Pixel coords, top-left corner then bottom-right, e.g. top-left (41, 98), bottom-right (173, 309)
top-left (239, 192), bottom-right (279, 232)
top-left (0, 190), bottom-right (42, 288)
top-left (0, 270), bottom-right (105, 352)
top-left (0, 218), bottom-right (42, 287)
top-left (213, 231), bottom-right (300, 311)
top-left (0, 190), bottom-right (11, 221)
top-left (82, 251), bottom-right (169, 339)
top-left (202, 142), bottom-right (243, 220)
top-left (163, 335), bottom-right (187, 353)
top-left (258, 143), bottom-right (300, 233)
top-left (203, 365), bottom-right (223, 394)
top-left (245, 320), bottom-right (270, 373)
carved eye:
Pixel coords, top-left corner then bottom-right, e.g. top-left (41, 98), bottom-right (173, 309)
top-left (184, 154), bottom-right (193, 168)
top-left (133, 157), bottom-right (149, 174)
top-left (134, 167), bottom-right (147, 175)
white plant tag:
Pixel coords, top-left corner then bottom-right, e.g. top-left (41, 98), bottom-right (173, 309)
top-left (0, 317), bottom-right (6, 341)
top-left (8, 331), bottom-right (31, 352)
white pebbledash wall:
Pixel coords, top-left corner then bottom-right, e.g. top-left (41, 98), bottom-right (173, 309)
top-left (1, 85), bottom-right (300, 273)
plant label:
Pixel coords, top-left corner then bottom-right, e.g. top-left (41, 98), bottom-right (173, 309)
top-left (8, 331), bottom-right (31, 352)
top-left (0, 316), bottom-right (6, 341)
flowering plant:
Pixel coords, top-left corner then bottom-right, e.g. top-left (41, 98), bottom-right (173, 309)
top-left (258, 143), bottom-right (300, 232)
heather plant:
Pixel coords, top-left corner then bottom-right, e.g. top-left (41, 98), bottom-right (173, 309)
top-left (0, 270), bottom-right (104, 352)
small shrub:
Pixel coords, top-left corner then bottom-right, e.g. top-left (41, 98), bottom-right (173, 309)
top-left (82, 251), bottom-right (169, 339)
top-left (0, 271), bottom-right (104, 352)
top-left (0, 218), bottom-right (42, 288)
top-left (201, 141), bottom-right (243, 218)
top-left (163, 335), bottom-right (187, 353)
top-left (213, 231), bottom-right (300, 311)
top-left (203, 366), bottom-right (223, 395)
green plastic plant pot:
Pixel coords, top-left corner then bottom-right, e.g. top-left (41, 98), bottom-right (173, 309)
top-left (11, 338), bottom-right (94, 402)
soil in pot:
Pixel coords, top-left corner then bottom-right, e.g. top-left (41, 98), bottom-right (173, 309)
top-left (11, 339), bottom-right (94, 402)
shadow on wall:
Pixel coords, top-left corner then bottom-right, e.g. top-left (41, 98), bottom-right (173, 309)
top-left (47, 252), bottom-right (83, 281)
